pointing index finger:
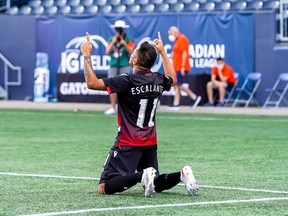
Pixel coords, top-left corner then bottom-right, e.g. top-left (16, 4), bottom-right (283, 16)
top-left (158, 31), bottom-right (162, 41)
top-left (86, 32), bottom-right (90, 44)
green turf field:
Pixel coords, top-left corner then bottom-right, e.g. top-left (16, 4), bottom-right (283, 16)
top-left (0, 109), bottom-right (287, 215)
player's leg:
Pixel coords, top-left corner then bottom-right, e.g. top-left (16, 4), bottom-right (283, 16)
top-left (173, 85), bottom-right (181, 106)
top-left (206, 81), bottom-right (215, 105)
top-left (137, 147), bottom-right (158, 197)
top-left (218, 81), bottom-right (228, 105)
top-left (99, 148), bottom-right (142, 194)
top-left (155, 166), bottom-right (199, 196)
top-left (154, 172), bottom-right (181, 192)
top-left (177, 73), bottom-right (201, 107)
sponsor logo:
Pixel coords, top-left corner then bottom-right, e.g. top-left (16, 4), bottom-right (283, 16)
top-left (59, 35), bottom-right (110, 74)
top-left (59, 82), bottom-right (109, 96)
top-left (59, 34), bottom-right (225, 74)
top-left (113, 151), bottom-right (118, 157)
top-left (165, 43), bottom-right (225, 69)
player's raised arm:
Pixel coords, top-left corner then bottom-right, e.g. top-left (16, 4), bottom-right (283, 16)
top-left (153, 32), bottom-right (177, 86)
top-left (80, 32), bottom-right (106, 90)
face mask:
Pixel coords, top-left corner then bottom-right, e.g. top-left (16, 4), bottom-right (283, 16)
top-left (217, 63), bottom-right (224, 71)
top-left (168, 34), bottom-right (176, 42)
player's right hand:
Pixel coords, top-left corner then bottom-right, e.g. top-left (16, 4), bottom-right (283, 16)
top-left (80, 32), bottom-right (92, 57)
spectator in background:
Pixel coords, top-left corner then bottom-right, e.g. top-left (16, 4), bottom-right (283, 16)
top-left (205, 57), bottom-right (236, 107)
top-left (167, 26), bottom-right (201, 109)
top-left (105, 20), bottom-right (135, 115)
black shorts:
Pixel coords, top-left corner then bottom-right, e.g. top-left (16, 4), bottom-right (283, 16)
top-left (99, 145), bottom-right (158, 184)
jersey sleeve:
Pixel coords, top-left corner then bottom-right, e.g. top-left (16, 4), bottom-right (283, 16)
top-left (211, 67), bottom-right (218, 76)
top-left (102, 75), bottom-right (130, 94)
top-left (163, 75), bottom-right (173, 91)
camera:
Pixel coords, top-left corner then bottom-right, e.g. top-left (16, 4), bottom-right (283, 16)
top-left (115, 27), bottom-right (124, 42)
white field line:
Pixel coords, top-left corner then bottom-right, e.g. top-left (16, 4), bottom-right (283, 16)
top-left (0, 172), bottom-right (98, 180)
top-left (1, 110), bottom-right (288, 123)
top-left (1, 172), bottom-right (288, 195)
top-left (20, 197), bottom-right (288, 216)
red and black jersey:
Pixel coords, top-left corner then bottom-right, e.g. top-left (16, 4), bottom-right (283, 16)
top-left (103, 71), bottom-right (173, 148)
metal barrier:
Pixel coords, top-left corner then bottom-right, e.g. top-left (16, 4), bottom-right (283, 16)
top-left (0, 53), bottom-right (22, 99)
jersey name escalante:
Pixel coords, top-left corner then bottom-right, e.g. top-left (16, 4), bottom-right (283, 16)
top-left (131, 84), bottom-right (164, 95)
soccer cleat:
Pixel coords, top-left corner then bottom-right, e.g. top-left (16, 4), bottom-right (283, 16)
top-left (180, 166), bottom-right (199, 196)
top-left (141, 167), bottom-right (157, 197)
top-left (104, 107), bottom-right (116, 115)
top-left (191, 96), bottom-right (201, 108)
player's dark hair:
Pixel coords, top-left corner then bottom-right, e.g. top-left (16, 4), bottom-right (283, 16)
top-left (136, 42), bottom-right (157, 69)
top-left (216, 57), bottom-right (224, 61)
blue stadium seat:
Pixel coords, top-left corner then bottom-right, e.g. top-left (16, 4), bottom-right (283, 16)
top-left (41, 0), bottom-right (54, 7)
top-left (208, 0), bottom-right (222, 3)
top-left (231, 1), bottom-right (248, 10)
top-left (84, 5), bottom-right (99, 13)
top-left (155, 3), bottom-right (170, 12)
top-left (67, 0), bottom-right (81, 7)
top-left (170, 3), bottom-right (185, 12)
top-left (140, 3), bottom-right (155, 12)
top-left (222, 0), bottom-right (237, 3)
top-left (112, 4), bottom-right (127, 12)
top-left (31, 6), bottom-right (45, 14)
top-left (127, 4), bottom-right (141, 12)
top-left (263, 0), bottom-right (280, 10)
top-left (214, 1), bottom-right (231, 11)
top-left (99, 4), bottom-right (112, 13)
top-left (194, 0), bottom-right (207, 3)
top-left (247, 0), bottom-right (264, 10)
top-left (94, 0), bottom-right (107, 6)
top-left (19, 6), bottom-right (32, 15)
top-left (107, 0), bottom-right (121, 6)
top-left (58, 5), bottom-right (71, 14)
top-left (178, 0), bottom-right (192, 3)
top-left (45, 5), bottom-right (58, 14)
top-left (121, 0), bottom-right (135, 5)
top-left (6, 6), bottom-right (19, 15)
top-left (135, 0), bottom-right (149, 5)
top-left (165, 0), bottom-right (178, 5)
top-left (28, 0), bottom-right (41, 8)
top-left (82, 0), bottom-right (94, 6)
top-left (150, 0), bottom-right (164, 5)
top-left (54, 0), bottom-right (67, 7)
top-left (183, 2), bottom-right (200, 11)
top-left (71, 5), bottom-right (85, 14)
top-left (200, 2), bottom-right (216, 10)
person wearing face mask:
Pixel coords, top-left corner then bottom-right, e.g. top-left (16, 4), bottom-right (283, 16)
top-left (105, 20), bottom-right (135, 115)
top-left (167, 26), bottom-right (201, 109)
top-left (205, 57), bottom-right (236, 107)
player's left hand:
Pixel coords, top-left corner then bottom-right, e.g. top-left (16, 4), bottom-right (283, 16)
top-left (180, 68), bottom-right (186, 76)
top-left (80, 32), bottom-right (92, 57)
top-left (153, 32), bottom-right (164, 54)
